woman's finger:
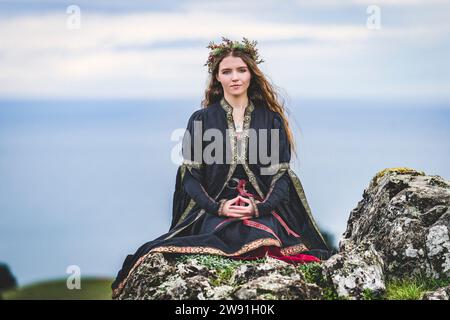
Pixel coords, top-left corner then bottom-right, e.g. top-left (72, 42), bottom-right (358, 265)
top-left (229, 205), bottom-right (249, 211)
top-left (228, 207), bottom-right (250, 212)
top-left (230, 204), bottom-right (249, 209)
top-left (238, 196), bottom-right (251, 204)
top-left (228, 209), bottom-right (251, 215)
top-left (224, 212), bottom-right (247, 218)
top-left (228, 196), bottom-right (240, 206)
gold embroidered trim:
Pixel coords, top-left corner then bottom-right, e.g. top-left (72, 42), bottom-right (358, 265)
top-left (180, 164), bottom-right (186, 180)
top-left (263, 164), bottom-right (290, 201)
top-left (219, 96), bottom-right (255, 115)
top-left (174, 198), bottom-right (196, 228)
top-left (150, 237), bottom-right (280, 256)
top-left (182, 159), bottom-right (204, 169)
top-left (174, 161), bottom-right (214, 227)
top-left (241, 163), bottom-right (264, 199)
top-left (219, 97), bottom-right (266, 200)
top-left (218, 199), bottom-right (226, 216)
top-left (287, 169), bottom-right (328, 247)
top-left (183, 160), bottom-right (203, 166)
top-left (173, 163), bottom-right (199, 228)
top-left (214, 97), bottom-right (255, 199)
top-left (280, 243), bottom-right (310, 256)
top-left (263, 162), bottom-right (290, 175)
top-left (200, 184), bottom-right (216, 203)
top-left (165, 209), bottom-right (205, 240)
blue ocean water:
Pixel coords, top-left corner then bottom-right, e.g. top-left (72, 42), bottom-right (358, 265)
top-left (0, 99), bottom-right (449, 286)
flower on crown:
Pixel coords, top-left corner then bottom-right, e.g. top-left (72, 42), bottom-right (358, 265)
top-left (204, 36), bottom-right (265, 74)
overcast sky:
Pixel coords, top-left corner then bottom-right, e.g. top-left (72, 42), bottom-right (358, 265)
top-left (0, 0), bottom-right (449, 101)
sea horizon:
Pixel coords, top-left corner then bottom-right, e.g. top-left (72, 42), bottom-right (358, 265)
top-left (1, 97), bottom-right (449, 286)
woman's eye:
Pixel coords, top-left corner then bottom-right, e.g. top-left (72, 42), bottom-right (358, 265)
top-left (222, 69), bottom-right (246, 74)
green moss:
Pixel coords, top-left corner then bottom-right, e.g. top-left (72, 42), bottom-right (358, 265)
top-left (372, 167), bottom-right (425, 186)
top-left (176, 253), bottom-right (266, 269)
top-left (362, 288), bottom-right (378, 300)
top-left (211, 268), bottom-right (234, 286)
top-left (297, 263), bottom-right (324, 285)
top-left (176, 254), bottom-right (267, 286)
top-left (296, 262), bottom-right (342, 300)
top-left (324, 288), bottom-right (346, 300)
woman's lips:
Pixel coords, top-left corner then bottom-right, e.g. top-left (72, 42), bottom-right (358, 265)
top-left (231, 85), bottom-right (241, 89)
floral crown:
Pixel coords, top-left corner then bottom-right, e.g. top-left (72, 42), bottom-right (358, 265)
top-left (204, 36), bottom-right (265, 73)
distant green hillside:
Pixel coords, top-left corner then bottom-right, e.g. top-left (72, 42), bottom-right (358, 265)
top-left (1, 278), bottom-right (113, 300)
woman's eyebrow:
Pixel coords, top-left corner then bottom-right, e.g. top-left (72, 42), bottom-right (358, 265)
top-left (221, 66), bottom-right (248, 71)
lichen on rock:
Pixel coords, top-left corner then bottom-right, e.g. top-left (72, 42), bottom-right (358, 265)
top-left (342, 168), bottom-right (450, 281)
top-left (115, 253), bottom-right (325, 300)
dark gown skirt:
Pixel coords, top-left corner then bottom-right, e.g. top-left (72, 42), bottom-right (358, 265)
top-left (111, 165), bottom-right (330, 298)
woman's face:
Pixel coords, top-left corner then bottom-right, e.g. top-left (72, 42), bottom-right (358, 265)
top-left (216, 55), bottom-right (251, 98)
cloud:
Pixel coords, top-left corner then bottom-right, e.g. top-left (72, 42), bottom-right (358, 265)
top-left (295, 0), bottom-right (449, 6)
top-left (0, 4), bottom-right (448, 100)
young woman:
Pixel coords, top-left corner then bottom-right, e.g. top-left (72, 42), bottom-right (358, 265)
top-left (111, 37), bottom-right (331, 298)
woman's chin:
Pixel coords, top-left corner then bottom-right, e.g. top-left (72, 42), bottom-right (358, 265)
top-left (227, 90), bottom-right (247, 97)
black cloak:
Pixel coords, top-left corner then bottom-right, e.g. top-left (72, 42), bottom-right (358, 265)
top-left (111, 97), bottom-right (330, 297)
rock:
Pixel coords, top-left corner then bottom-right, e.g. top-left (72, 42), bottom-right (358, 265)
top-left (231, 256), bottom-right (322, 300)
top-left (322, 241), bottom-right (385, 299)
top-left (230, 256), bottom-right (298, 284)
top-left (341, 168), bottom-right (450, 280)
top-left (116, 253), bottom-right (220, 300)
top-left (0, 263), bottom-right (17, 292)
top-left (115, 254), bottom-right (323, 300)
top-left (234, 273), bottom-right (322, 300)
top-left (421, 285), bottom-right (450, 300)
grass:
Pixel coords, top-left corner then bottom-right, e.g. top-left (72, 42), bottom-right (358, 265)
top-left (385, 276), bottom-right (450, 300)
top-left (297, 263), bottom-right (450, 300)
top-left (175, 253), bottom-right (267, 286)
top-left (1, 277), bottom-right (114, 300)
top-left (296, 262), bottom-right (342, 300)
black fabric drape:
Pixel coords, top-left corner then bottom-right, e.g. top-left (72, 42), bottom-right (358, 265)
top-left (111, 97), bottom-right (331, 297)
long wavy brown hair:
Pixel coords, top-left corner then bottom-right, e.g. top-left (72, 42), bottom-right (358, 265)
top-left (201, 50), bottom-right (297, 159)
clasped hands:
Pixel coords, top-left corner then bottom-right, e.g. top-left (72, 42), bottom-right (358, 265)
top-left (221, 195), bottom-right (256, 220)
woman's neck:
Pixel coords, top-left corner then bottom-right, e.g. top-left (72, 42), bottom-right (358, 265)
top-left (224, 93), bottom-right (249, 111)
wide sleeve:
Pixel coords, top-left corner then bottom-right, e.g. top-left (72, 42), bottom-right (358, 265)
top-left (181, 110), bottom-right (224, 215)
top-left (255, 113), bottom-right (291, 216)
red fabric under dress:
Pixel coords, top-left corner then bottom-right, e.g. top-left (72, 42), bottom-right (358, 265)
top-left (231, 245), bottom-right (321, 264)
